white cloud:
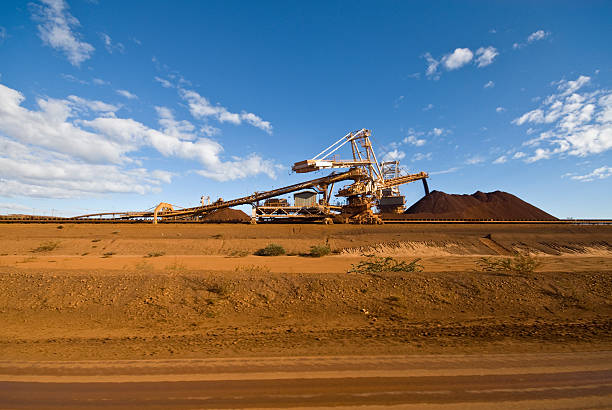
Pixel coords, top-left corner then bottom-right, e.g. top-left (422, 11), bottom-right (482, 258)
top-left (155, 106), bottom-right (196, 140)
top-left (556, 75), bottom-right (591, 96)
top-left (67, 95), bottom-right (119, 114)
top-left (0, 202), bottom-right (34, 213)
top-left (466, 156), bottom-right (484, 165)
top-left (200, 124), bottom-right (220, 136)
top-left (514, 30), bottom-right (551, 50)
top-left (100, 32), bottom-right (124, 54)
top-left (0, 82), bottom-right (281, 197)
top-left (496, 106), bottom-right (506, 113)
top-left (92, 78), bottom-right (108, 85)
top-left (0, 83), bottom-right (127, 164)
top-left (116, 89), bottom-right (138, 99)
top-left (60, 73), bottom-right (88, 84)
top-left (475, 46), bottom-right (498, 67)
top-left (513, 75), bottom-right (612, 161)
top-left (527, 30), bottom-right (550, 43)
top-left (403, 135), bottom-right (426, 146)
top-left (484, 80), bottom-right (495, 89)
top-left (154, 76), bottom-right (173, 88)
top-left (195, 154), bottom-right (280, 182)
top-left (412, 152), bottom-right (432, 161)
top-left (0, 135), bottom-right (171, 198)
top-left (425, 46), bottom-right (498, 78)
top-left (567, 166), bottom-right (612, 182)
top-left (31, 0), bottom-right (95, 66)
top-left (180, 88), bottom-right (272, 134)
top-left (493, 155), bottom-right (507, 164)
top-left (442, 48), bottom-right (473, 70)
top-left (430, 128), bottom-right (444, 136)
top-left (512, 151), bottom-right (526, 159)
top-left (0, 26), bottom-right (6, 44)
top-left (393, 95), bottom-right (404, 109)
top-left (423, 52), bottom-right (439, 79)
top-left (423, 103), bottom-right (434, 111)
top-left (382, 149), bottom-right (406, 162)
top-left (430, 166), bottom-right (460, 175)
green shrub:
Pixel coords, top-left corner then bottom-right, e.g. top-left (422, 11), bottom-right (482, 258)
top-left (348, 255), bottom-right (423, 274)
top-left (477, 253), bottom-right (541, 276)
top-left (309, 244), bottom-right (331, 257)
top-left (254, 243), bottom-right (286, 256)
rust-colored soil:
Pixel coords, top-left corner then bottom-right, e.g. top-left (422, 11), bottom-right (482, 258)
top-left (0, 223), bottom-right (610, 360)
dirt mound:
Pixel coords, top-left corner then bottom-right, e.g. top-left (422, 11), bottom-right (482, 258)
top-left (402, 190), bottom-right (557, 220)
top-left (201, 208), bottom-right (250, 223)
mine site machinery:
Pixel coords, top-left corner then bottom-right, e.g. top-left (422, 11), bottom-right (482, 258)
top-left (70, 128), bottom-right (429, 224)
top-left (292, 128), bottom-right (429, 223)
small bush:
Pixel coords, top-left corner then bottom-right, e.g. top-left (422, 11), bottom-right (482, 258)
top-left (101, 251), bottom-right (115, 258)
top-left (31, 241), bottom-right (59, 253)
top-left (56, 225), bottom-right (64, 229)
top-left (145, 251), bottom-right (166, 258)
top-left (254, 243), bottom-right (285, 256)
top-left (309, 244), bottom-right (331, 257)
top-left (477, 254), bottom-right (541, 276)
top-left (226, 249), bottom-right (249, 258)
top-left (348, 255), bottom-right (423, 274)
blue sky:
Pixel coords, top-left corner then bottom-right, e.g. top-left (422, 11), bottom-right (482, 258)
top-left (0, 0), bottom-right (611, 218)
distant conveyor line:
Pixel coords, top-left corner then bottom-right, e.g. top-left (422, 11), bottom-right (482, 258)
top-left (0, 217), bottom-right (610, 224)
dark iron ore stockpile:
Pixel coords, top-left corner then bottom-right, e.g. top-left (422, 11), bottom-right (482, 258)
top-left (400, 190), bottom-right (557, 220)
top-left (201, 208), bottom-right (251, 223)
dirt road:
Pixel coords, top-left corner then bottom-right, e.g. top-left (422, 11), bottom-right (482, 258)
top-left (1, 352), bottom-right (611, 409)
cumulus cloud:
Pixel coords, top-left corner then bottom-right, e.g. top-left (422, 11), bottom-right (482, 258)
top-left (0, 135), bottom-right (171, 198)
top-left (425, 46), bottom-right (498, 77)
top-left (514, 29), bottom-right (551, 49)
top-left (382, 149), bottom-right (406, 162)
top-left (512, 75), bottom-right (612, 161)
top-left (116, 89), bottom-right (137, 99)
top-left (528, 30), bottom-right (550, 43)
top-left (0, 82), bottom-right (281, 197)
top-left (200, 124), bottom-right (220, 136)
top-left (31, 0), bottom-right (95, 66)
top-left (430, 128), bottom-right (445, 136)
top-left (496, 107), bottom-right (506, 113)
top-left (442, 48), bottom-right (473, 70)
top-left (180, 88), bottom-right (272, 134)
top-left (493, 155), bottom-right (507, 164)
top-left (567, 166), bottom-right (612, 182)
top-left (403, 135), bottom-right (426, 146)
top-left (475, 46), bottom-right (498, 67)
top-left (484, 80), bottom-right (495, 89)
